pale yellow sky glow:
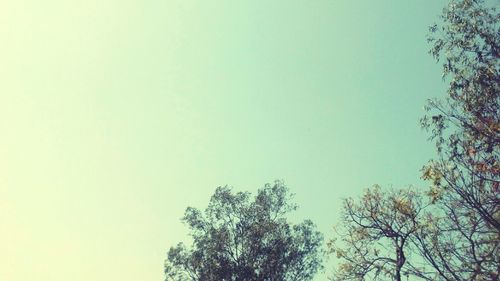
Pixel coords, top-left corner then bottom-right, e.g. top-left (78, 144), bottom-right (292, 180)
top-left (1, 1), bottom-right (445, 280)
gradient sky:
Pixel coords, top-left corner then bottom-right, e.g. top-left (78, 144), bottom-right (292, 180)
top-left (1, 1), bottom-right (447, 280)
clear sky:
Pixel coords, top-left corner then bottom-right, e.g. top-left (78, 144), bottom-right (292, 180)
top-left (1, 1), bottom-right (447, 280)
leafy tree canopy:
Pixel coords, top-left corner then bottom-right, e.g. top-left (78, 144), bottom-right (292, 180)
top-left (331, 0), bottom-right (499, 280)
top-left (165, 181), bottom-right (324, 281)
top-left (420, 0), bottom-right (499, 279)
top-left (329, 186), bottom-right (431, 281)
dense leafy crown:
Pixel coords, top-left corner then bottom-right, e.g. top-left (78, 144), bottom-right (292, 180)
top-left (165, 181), bottom-right (323, 281)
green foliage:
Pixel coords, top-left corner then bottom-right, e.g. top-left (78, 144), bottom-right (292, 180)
top-left (164, 181), bottom-right (324, 281)
top-left (331, 0), bottom-right (499, 280)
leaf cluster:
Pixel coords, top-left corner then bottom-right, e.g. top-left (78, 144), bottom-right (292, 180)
top-left (165, 181), bottom-right (324, 281)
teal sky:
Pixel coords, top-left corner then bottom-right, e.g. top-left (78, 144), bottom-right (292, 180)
top-left (1, 1), bottom-right (447, 280)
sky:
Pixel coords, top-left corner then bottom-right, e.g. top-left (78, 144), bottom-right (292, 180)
top-left (1, 1), bottom-right (447, 280)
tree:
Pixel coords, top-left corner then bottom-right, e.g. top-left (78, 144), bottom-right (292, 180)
top-left (329, 186), bottom-right (434, 281)
top-left (330, 0), bottom-right (499, 280)
top-left (418, 0), bottom-right (499, 279)
top-left (164, 181), bottom-right (324, 281)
